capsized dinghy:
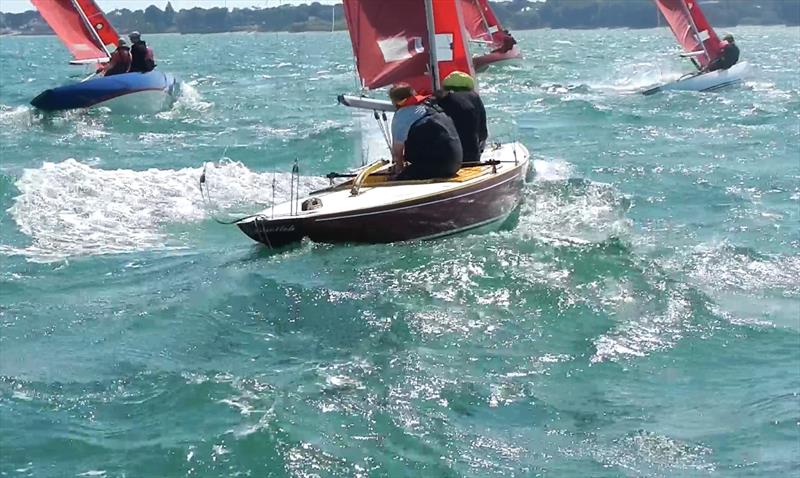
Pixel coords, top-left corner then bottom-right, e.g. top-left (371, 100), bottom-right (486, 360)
top-left (460, 0), bottom-right (521, 72)
top-left (29, 0), bottom-right (179, 112)
top-left (231, 0), bottom-right (531, 248)
top-left (643, 0), bottom-right (747, 95)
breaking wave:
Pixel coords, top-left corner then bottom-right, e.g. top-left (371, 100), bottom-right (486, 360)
top-left (4, 159), bottom-right (327, 261)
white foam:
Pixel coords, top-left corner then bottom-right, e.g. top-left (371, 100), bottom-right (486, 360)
top-left (5, 159), bottom-right (328, 261)
top-left (516, 166), bottom-right (632, 245)
top-left (156, 81), bottom-right (213, 120)
top-left (686, 242), bottom-right (800, 294)
top-left (591, 291), bottom-right (693, 363)
top-left (0, 105), bottom-right (35, 129)
top-left (531, 158), bottom-right (573, 182)
top-left (590, 61), bottom-right (684, 94)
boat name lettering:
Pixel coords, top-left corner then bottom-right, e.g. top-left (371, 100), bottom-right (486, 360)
top-left (263, 225), bottom-right (295, 233)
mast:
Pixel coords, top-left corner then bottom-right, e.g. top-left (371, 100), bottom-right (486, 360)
top-left (679, 0), bottom-right (709, 65)
top-left (70, 0), bottom-right (110, 57)
top-left (424, 0), bottom-right (440, 92)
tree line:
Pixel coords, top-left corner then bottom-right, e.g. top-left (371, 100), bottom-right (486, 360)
top-left (1, 0), bottom-right (798, 35)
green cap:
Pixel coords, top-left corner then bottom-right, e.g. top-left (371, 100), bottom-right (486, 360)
top-left (442, 71), bottom-right (475, 91)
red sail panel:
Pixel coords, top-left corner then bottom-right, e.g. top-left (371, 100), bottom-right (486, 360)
top-left (31, 0), bottom-right (108, 61)
top-left (432, 0), bottom-right (475, 88)
top-left (479, 0), bottom-right (502, 30)
top-left (76, 0), bottom-right (120, 52)
top-left (342, 0), bottom-right (431, 92)
top-left (655, 0), bottom-right (721, 68)
top-left (685, 0), bottom-right (722, 63)
top-left (460, 0), bottom-right (492, 41)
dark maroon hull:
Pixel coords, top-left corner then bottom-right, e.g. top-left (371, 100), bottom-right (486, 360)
top-left (237, 161), bottom-right (529, 248)
top-left (473, 45), bottom-right (522, 72)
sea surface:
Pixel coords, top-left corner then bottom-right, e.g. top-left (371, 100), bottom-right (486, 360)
top-left (0, 27), bottom-right (798, 477)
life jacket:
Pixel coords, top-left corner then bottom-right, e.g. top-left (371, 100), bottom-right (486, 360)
top-left (104, 47), bottom-right (131, 76)
top-left (401, 101), bottom-right (463, 180)
top-left (710, 42), bottom-right (740, 71)
top-left (130, 40), bottom-right (156, 73)
top-left (396, 94), bottom-right (428, 107)
top-left (434, 90), bottom-right (487, 163)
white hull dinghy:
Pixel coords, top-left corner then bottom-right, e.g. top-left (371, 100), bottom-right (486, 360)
top-left (643, 0), bottom-right (746, 95)
top-left (644, 61), bottom-right (749, 95)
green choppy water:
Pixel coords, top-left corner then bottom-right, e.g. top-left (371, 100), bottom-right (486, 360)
top-left (0, 27), bottom-right (799, 477)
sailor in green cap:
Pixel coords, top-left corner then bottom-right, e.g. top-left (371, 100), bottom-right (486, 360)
top-left (434, 71), bottom-right (488, 163)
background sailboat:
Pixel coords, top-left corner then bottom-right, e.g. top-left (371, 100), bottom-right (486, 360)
top-left (460, 0), bottom-right (522, 72)
top-left (29, 0), bottom-right (180, 113)
top-left (644, 0), bottom-right (749, 94)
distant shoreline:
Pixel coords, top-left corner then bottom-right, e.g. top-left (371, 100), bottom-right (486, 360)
top-left (2, 23), bottom-right (797, 37)
top-left (1, 0), bottom-right (797, 36)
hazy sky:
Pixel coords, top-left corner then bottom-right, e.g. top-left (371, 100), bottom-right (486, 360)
top-left (0, 0), bottom-right (339, 13)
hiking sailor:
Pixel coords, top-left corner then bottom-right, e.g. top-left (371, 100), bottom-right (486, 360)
top-left (492, 29), bottom-right (517, 54)
top-left (706, 33), bottom-right (740, 72)
top-left (388, 84), bottom-right (463, 181)
top-left (97, 37), bottom-right (131, 76)
top-left (128, 31), bottom-right (156, 73)
top-left (434, 71), bottom-right (488, 164)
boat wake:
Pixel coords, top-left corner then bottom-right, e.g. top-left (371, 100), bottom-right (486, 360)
top-left (0, 104), bottom-right (35, 129)
top-left (517, 158), bottom-right (632, 246)
top-left (588, 62), bottom-right (685, 94)
top-left (4, 159), bottom-right (327, 262)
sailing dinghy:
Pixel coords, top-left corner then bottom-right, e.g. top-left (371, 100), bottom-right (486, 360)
top-left (460, 0), bottom-right (521, 72)
top-left (29, 0), bottom-right (179, 113)
top-left (232, 0), bottom-right (530, 249)
top-left (643, 0), bottom-right (749, 95)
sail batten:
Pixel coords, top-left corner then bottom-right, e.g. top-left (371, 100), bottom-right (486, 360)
top-left (31, 0), bottom-right (119, 63)
top-left (655, 0), bottom-right (722, 69)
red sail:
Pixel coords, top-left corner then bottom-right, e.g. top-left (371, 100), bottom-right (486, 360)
top-left (431, 0), bottom-right (475, 88)
top-left (655, 0), bottom-right (722, 68)
top-left (343, 0), bottom-right (431, 92)
top-left (343, 0), bottom-right (474, 94)
top-left (460, 0), bottom-right (493, 41)
top-left (30, 0), bottom-right (115, 62)
top-left (479, 0), bottom-right (503, 34)
top-left (76, 0), bottom-right (120, 53)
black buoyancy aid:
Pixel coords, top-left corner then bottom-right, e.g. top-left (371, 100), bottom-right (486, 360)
top-left (719, 43), bottom-right (740, 69)
top-left (434, 90), bottom-right (487, 163)
top-left (130, 41), bottom-right (155, 73)
top-left (402, 102), bottom-right (463, 180)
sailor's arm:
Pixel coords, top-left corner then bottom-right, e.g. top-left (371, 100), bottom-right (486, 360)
top-left (391, 141), bottom-right (405, 172)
